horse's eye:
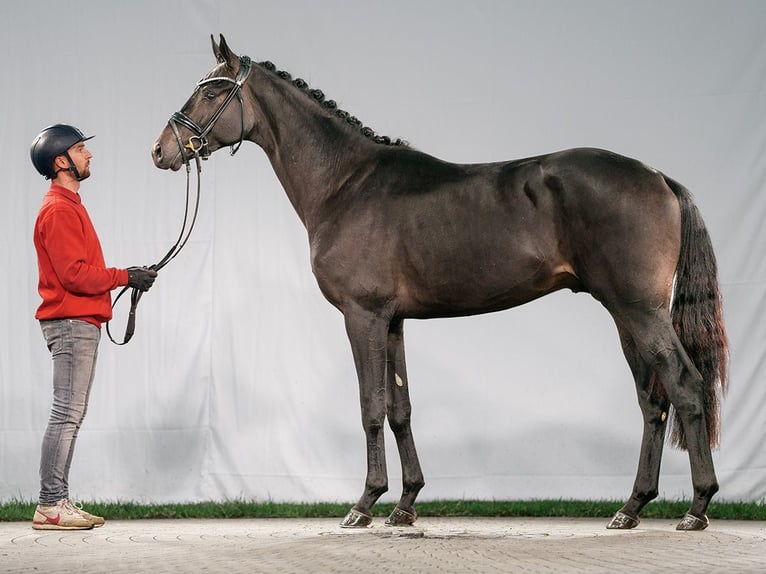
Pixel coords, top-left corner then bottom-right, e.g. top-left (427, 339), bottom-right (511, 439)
top-left (203, 90), bottom-right (216, 101)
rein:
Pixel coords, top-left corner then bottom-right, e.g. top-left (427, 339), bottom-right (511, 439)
top-left (106, 153), bottom-right (203, 345)
top-left (106, 55), bottom-right (252, 345)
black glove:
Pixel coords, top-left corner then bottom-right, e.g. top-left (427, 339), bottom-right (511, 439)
top-left (127, 266), bottom-right (158, 292)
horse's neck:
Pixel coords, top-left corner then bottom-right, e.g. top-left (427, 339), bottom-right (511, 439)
top-left (247, 72), bottom-right (373, 230)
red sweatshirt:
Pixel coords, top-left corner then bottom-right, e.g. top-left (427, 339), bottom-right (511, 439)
top-left (34, 184), bottom-right (129, 328)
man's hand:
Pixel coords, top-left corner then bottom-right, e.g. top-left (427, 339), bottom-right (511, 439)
top-left (127, 266), bottom-right (158, 292)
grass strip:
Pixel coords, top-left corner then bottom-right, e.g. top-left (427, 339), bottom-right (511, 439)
top-left (2, 499), bottom-right (765, 522)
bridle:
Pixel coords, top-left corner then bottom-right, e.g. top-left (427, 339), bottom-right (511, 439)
top-left (169, 55), bottom-right (252, 161)
top-left (106, 55), bottom-right (252, 345)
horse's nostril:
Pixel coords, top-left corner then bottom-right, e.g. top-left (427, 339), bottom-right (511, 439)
top-left (153, 142), bottom-right (162, 160)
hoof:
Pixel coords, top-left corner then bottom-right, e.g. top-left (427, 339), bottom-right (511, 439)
top-left (385, 506), bottom-right (417, 527)
top-left (339, 508), bottom-right (373, 528)
top-left (606, 511), bottom-right (640, 530)
top-left (676, 513), bottom-right (709, 531)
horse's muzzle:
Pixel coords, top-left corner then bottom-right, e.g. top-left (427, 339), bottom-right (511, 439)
top-left (151, 139), bottom-right (182, 171)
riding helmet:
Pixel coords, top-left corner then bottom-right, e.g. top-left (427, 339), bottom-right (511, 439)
top-left (30, 124), bottom-right (94, 179)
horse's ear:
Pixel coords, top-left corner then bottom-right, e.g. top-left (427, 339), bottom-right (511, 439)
top-left (211, 34), bottom-right (236, 67)
top-left (211, 34), bottom-right (222, 63)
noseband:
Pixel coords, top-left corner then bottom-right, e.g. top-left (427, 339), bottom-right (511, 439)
top-left (169, 55), bottom-right (252, 162)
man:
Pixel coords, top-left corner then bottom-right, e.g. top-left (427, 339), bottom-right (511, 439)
top-left (29, 124), bottom-right (157, 530)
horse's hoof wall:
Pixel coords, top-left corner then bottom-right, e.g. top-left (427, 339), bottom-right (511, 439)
top-left (606, 511), bottom-right (640, 530)
top-left (676, 513), bottom-right (709, 531)
top-left (385, 506), bottom-right (417, 527)
top-left (340, 508), bottom-right (373, 528)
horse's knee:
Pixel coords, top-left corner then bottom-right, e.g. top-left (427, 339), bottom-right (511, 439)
top-left (361, 412), bottom-right (386, 434)
top-left (387, 410), bottom-right (412, 435)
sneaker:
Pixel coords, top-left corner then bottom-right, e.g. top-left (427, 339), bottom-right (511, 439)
top-left (74, 503), bottom-right (105, 528)
top-left (32, 499), bottom-right (93, 530)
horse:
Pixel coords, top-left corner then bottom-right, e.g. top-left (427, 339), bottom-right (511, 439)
top-left (151, 35), bottom-right (729, 531)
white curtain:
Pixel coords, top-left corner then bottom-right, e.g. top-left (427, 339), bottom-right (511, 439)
top-left (1, 0), bottom-right (764, 504)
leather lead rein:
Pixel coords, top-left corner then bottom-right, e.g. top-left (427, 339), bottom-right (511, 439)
top-left (106, 55), bottom-right (252, 345)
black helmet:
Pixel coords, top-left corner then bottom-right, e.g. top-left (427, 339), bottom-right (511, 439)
top-left (30, 124), bottom-right (94, 179)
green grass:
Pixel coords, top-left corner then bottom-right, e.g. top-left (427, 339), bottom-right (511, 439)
top-left (2, 499), bottom-right (765, 522)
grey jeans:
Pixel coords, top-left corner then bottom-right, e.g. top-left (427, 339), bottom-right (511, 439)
top-left (38, 319), bottom-right (100, 505)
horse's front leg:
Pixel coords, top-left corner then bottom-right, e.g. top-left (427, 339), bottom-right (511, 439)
top-left (339, 306), bottom-right (391, 528)
top-left (384, 319), bottom-right (424, 527)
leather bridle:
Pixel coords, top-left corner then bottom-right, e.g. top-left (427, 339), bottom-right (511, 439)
top-left (106, 55), bottom-right (252, 345)
top-left (169, 55), bottom-right (252, 162)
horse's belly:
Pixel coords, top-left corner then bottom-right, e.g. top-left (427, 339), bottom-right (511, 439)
top-left (397, 259), bottom-right (576, 319)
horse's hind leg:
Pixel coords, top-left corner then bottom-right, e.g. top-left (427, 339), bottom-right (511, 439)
top-left (607, 324), bottom-right (670, 529)
top-left (384, 319), bottom-right (425, 526)
top-left (612, 308), bottom-right (718, 531)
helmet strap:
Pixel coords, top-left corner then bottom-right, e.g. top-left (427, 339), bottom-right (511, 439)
top-left (65, 152), bottom-right (84, 181)
top-left (53, 152), bottom-right (83, 181)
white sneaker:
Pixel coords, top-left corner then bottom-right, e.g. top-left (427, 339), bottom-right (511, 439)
top-left (73, 502), bottom-right (105, 528)
top-left (32, 499), bottom-right (93, 530)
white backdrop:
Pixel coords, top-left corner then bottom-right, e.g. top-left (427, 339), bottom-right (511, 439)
top-left (1, 0), bottom-right (764, 505)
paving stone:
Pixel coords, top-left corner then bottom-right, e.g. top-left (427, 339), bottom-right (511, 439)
top-left (1, 517), bottom-right (764, 573)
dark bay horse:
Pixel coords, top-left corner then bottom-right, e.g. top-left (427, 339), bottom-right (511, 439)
top-left (151, 35), bottom-right (729, 531)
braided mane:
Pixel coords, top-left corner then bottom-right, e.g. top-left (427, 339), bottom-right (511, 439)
top-left (258, 60), bottom-right (409, 148)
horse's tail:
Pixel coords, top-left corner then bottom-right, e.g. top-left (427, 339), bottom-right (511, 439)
top-left (661, 176), bottom-right (729, 450)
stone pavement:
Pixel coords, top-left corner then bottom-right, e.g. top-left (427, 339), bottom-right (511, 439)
top-left (0, 516), bottom-right (764, 573)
